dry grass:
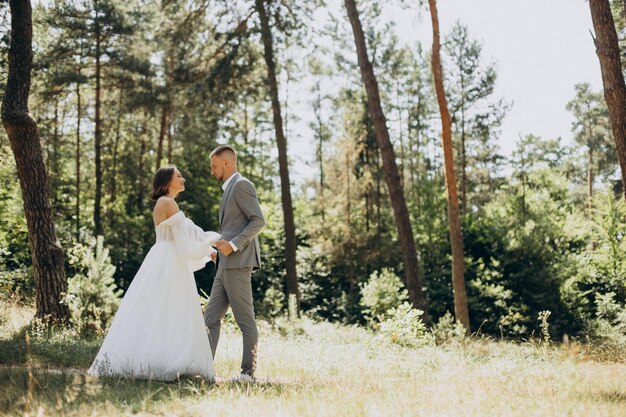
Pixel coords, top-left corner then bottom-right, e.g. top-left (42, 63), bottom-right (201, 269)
top-left (0, 300), bottom-right (624, 416)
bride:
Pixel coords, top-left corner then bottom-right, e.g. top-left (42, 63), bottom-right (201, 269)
top-left (88, 165), bottom-right (219, 381)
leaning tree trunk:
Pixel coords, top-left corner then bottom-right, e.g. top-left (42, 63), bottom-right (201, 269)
top-left (589, 0), bottom-right (626, 201)
top-left (427, 0), bottom-right (470, 332)
top-left (256, 0), bottom-right (301, 314)
top-left (1, 0), bottom-right (69, 323)
top-left (344, 0), bottom-right (429, 318)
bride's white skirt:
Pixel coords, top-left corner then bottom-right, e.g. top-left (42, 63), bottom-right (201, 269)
top-left (88, 240), bottom-right (214, 381)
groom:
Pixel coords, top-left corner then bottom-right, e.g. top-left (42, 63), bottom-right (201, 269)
top-left (204, 145), bottom-right (265, 381)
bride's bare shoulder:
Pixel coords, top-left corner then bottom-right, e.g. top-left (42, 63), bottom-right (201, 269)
top-left (154, 196), bottom-right (179, 217)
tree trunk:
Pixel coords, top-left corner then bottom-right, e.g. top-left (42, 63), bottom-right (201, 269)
top-left (156, 104), bottom-right (168, 171)
top-left (344, 0), bottom-right (429, 318)
top-left (587, 146), bottom-right (593, 211)
top-left (1, 0), bottom-right (69, 323)
top-left (75, 79), bottom-right (81, 241)
top-left (110, 86), bottom-right (122, 202)
top-left (94, 0), bottom-right (103, 236)
top-left (314, 82), bottom-right (326, 221)
top-left (461, 102), bottom-right (467, 215)
top-left (167, 119), bottom-right (173, 164)
top-left (427, 0), bottom-right (470, 332)
top-left (396, 81), bottom-right (405, 190)
top-left (137, 113), bottom-right (147, 211)
top-left (589, 0), bottom-right (626, 201)
top-left (256, 0), bottom-right (301, 313)
top-left (50, 98), bottom-right (59, 207)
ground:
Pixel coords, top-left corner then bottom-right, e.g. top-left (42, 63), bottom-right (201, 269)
top-left (0, 300), bottom-right (624, 416)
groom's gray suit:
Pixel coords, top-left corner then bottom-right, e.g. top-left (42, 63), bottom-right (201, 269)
top-left (203, 172), bottom-right (265, 376)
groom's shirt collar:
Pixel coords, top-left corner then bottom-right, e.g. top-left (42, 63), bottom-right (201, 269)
top-left (222, 172), bottom-right (239, 192)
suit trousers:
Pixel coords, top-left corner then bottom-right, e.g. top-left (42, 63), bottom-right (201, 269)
top-left (203, 266), bottom-right (258, 376)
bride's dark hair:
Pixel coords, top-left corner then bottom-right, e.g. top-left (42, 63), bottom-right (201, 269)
top-left (149, 165), bottom-right (177, 201)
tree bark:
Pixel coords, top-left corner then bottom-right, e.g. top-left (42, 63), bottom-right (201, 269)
top-left (50, 98), bottom-right (59, 207)
top-left (2, 0), bottom-right (69, 323)
top-left (167, 120), bottom-right (173, 163)
top-left (313, 81), bottom-right (326, 221)
top-left (256, 0), bottom-right (301, 313)
top-left (589, 0), bottom-right (626, 200)
top-left (587, 146), bottom-right (593, 211)
top-left (110, 86), bottom-right (122, 202)
top-left (427, 0), bottom-right (470, 331)
top-left (344, 0), bottom-right (429, 318)
top-left (137, 113), bottom-right (147, 211)
top-left (461, 100), bottom-right (467, 215)
top-left (75, 78), bottom-right (81, 241)
top-left (156, 104), bottom-right (168, 171)
top-left (94, 0), bottom-right (103, 236)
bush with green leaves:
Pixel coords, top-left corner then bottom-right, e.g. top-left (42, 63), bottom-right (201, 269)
top-left (62, 236), bottom-right (122, 339)
top-left (431, 311), bottom-right (467, 344)
top-left (461, 171), bottom-right (579, 337)
top-left (360, 268), bottom-right (408, 322)
top-left (563, 190), bottom-right (626, 344)
top-left (378, 302), bottom-right (432, 347)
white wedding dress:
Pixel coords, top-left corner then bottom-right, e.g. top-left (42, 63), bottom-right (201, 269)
top-left (88, 211), bottom-right (219, 381)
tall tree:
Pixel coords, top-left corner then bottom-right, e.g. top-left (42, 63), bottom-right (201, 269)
top-left (444, 22), bottom-right (508, 212)
top-left (427, 0), bottom-right (470, 331)
top-left (589, 0), bottom-right (626, 200)
top-left (255, 0), bottom-right (300, 311)
top-left (93, 0), bottom-right (103, 235)
top-left (344, 0), bottom-right (428, 317)
top-left (308, 57), bottom-right (332, 222)
top-left (566, 82), bottom-right (616, 212)
top-left (2, 0), bottom-right (69, 322)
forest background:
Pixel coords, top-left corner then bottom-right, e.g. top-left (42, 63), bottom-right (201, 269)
top-left (1, 0), bottom-right (626, 348)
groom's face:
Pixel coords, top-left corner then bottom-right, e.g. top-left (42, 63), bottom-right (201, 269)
top-left (210, 156), bottom-right (226, 182)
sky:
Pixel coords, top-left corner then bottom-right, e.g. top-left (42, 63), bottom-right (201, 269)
top-left (284, 0), bottom-right (605, 184)
top-left (401, 0), bottom-right (603, 154)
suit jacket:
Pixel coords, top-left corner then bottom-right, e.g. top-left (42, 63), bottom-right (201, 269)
top-left (218, 173), bottom-right (265, 270)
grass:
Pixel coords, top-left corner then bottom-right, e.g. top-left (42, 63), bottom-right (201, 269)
top-left (1, 299), bottom-right (625, 416)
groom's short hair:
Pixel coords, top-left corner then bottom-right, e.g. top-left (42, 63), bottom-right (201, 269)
top-left (210, 145), bottom-right (237, 162)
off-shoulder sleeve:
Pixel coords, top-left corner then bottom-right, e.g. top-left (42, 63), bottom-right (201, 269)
top-left (165, 211), bottom-right (221, 271)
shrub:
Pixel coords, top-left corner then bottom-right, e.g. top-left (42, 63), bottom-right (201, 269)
top-left (62, 236), bottom-right (122, 339)
top-left (562, 190), bottom-right (626, 343)
top-left (378, 302), bottom-right (432, 347)
top-left (360, 268), bottom-right (408, 322)
top-left (431, 311), bottom-right (467, 344)
top-left (258, 287), bottom-right (286, 320)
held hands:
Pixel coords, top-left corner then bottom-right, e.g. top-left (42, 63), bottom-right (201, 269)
top-left (210, 251), bottom-right (217, 262)
top-left (216, 239), bottom-right (234, 256)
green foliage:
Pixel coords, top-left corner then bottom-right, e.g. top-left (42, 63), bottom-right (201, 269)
top-left (0, 144), bottom-right (33, 300)
top-left (562, 190), bottom-right (626, 344)
top-left (62, 237), bottom-right (122, 339)
top-left (431, 311), bottom-right (467, 345)
top-left (462, 169), bottom-right (579, 337)
top-left (2, 0), bottom-right (625, 347)
top-left (444, 22), bottom-right (509, 209)
top-left (538, 310), bottom-right (552, 344)
top-left (378, 302), bottom-right (432, 347)
top-left (566, 83), bottom-right (616, 187)
top-left (359, 268), bottom-right (408, 320)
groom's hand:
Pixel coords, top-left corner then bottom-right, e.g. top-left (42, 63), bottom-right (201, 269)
top-left (216, 240), bottom-right (233, 256)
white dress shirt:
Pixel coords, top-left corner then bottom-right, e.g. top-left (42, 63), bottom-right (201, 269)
top-left (222, 172), bottom-right (239, 252)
